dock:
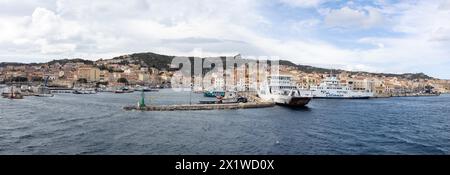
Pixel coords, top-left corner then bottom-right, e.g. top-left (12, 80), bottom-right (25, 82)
top-left (123, 102), bottom-right (275, 111)
top-left (373, 93), bottom-right (440, 98)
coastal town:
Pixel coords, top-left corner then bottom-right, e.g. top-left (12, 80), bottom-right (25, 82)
top-left (1, 52), bottom-right (449, 100)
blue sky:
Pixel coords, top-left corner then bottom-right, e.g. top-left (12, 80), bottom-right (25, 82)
top-left (0, 0), bottom-right (449, 78)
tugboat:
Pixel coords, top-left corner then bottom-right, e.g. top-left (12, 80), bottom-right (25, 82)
top-left (258, 75), bottom-right (312, 107)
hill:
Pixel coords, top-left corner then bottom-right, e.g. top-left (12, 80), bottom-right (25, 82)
top-left (0, 52), bottom-right (436, 80)
top-left (111, 52), bottom-right (175, 70)
top-left (278, 60), bottom-right (435, 80)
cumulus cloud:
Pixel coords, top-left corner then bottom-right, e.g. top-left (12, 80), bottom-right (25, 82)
top-left (279, 0), bottom-right (328, 8)
top-left (323, 6), bottom-right (384, 29)
top-left (0, 7), bottom-right (83, 55)
top-left (0, 0), bottom-right (450, 78)
top-left (0, 0), bottom-right (268, 60)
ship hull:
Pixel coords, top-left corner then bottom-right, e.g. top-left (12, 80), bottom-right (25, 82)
top-left (311, 91), bottom-right (373, 99)
top-left (313, 96), bottom-right (371, 99)
top-left (275, 97), bottom-right (312, 107)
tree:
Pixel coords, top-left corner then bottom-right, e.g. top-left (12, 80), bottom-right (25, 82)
top-left (117, 78), bottom-right (128, 85)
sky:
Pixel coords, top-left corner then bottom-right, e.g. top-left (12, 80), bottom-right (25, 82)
top-left (0, 0), bottom-right (450, 79)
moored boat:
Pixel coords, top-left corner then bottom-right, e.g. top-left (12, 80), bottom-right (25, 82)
top-left (258, 75), bottom-right (312, 107)
top-left (2, 86), bottom-right (24, 99)
top-left (114, 87), bottom-right (134, 93)
top-left (35, 77), bottom-right (54, 97)
top-left (73, 88), bottom-right (97, 94)
top-left (136, 86), bottom-right (159, 92)
top-left (35, 94), bottom-right (54, 97)
top-left (309, 75), bottom-right (373, 99)
top-left (204, 90), bottom-right (225, 97)
top-left (200, 91), bottom-right (248, 104)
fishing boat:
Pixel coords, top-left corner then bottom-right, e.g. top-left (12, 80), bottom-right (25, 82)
top-left (258, 75), bottom-right (312, 107)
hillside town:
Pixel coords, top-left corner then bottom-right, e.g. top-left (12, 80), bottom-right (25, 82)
top-left (1, 53), bottom-right (449, 98)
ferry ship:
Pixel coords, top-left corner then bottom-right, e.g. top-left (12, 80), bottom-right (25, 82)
top-left (258, 75), bottom-right (312, 107)
top-left (309, 75), bottom-right (373, 99)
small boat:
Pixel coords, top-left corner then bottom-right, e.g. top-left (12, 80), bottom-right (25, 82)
top-left (35, 94), bottom-right (54, 97)
top-left (2, 86), bottom-right (24, 99)
top-left (199, 92), bottom-right (248, 104)
top-left (137, 87), bottom-right (159, 92)
top-left (114, 87), bottom-right (134, 93)
top-left (204, 90), bottom-right (225, 97)
top-left (73, 88), bottom-right (97, 94)
top-left (4, 93), bottom-right (24, 99)
top-left (35, 80), bottom-right (54, 97)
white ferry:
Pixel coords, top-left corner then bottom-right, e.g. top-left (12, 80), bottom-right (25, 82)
top-left (309, 76), bottom-right (373, 99)
top-left (258, 75), bottom-right (312, 107)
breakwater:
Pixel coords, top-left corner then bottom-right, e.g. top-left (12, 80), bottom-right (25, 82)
top-left (123, 102), bottom-right (275, 111)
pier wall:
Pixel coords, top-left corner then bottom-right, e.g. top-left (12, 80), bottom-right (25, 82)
top-left (124, 102), bottom-right (274, 111)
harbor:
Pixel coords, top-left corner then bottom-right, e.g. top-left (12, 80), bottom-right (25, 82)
top-left (2, 0), bottom-right (450, 157)
top-left (1, 89), bottom-right (449, 154)
top-left (0, 70), bottom-right (444, 114)
top-left (119, 74), bottom-right (441, 111)
top-left (1, 76), bottom-right (442, 113)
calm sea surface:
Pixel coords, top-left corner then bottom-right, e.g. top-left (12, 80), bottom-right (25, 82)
top-left (0, 89), bottom-right (449, 155)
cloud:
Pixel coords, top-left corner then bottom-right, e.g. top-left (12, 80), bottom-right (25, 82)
top-left (0, 0), bottom-right (268, 60)
top-left (291, 19), bottom-right (321, 31)
top-left (0, 0), bottom-right (450, 78)
top-left (347, 1), bottom-right (450, 78)
top-left (323, 6), bottom-right (384, 29)
top-left (0, 7), bottom-right (83, 54)
top-left (279, 0), bottom-right (327, 8)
